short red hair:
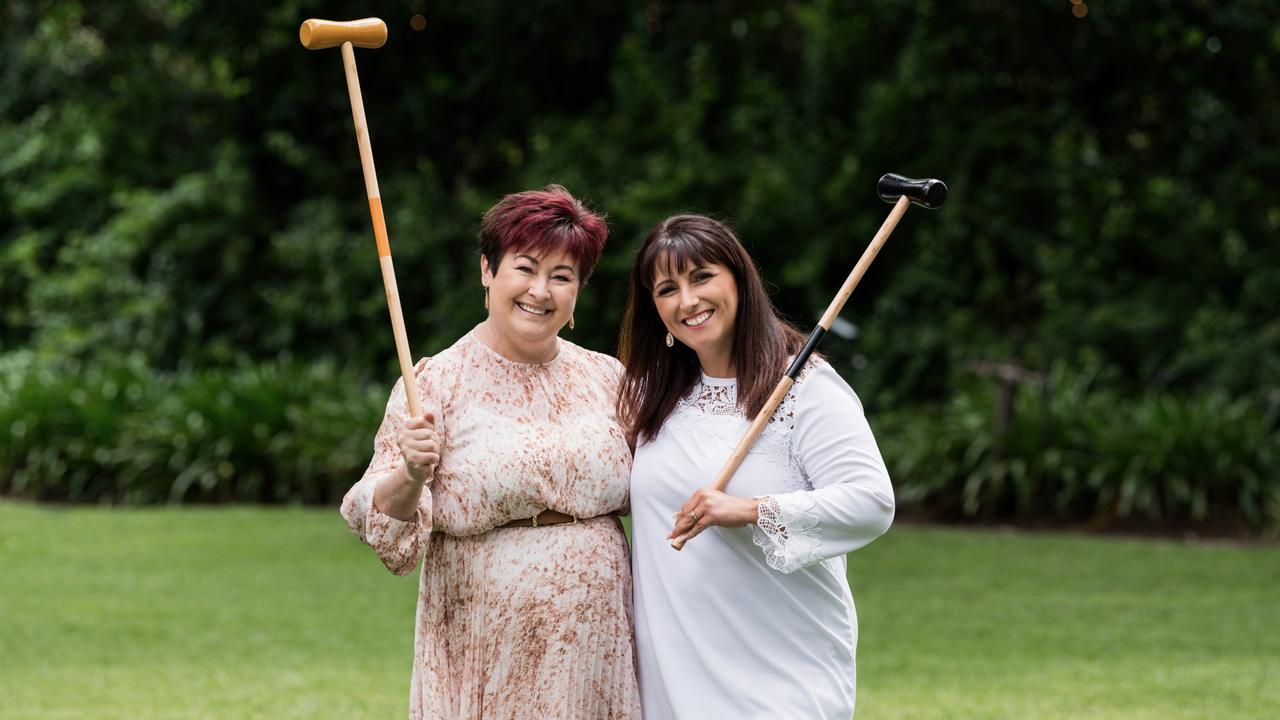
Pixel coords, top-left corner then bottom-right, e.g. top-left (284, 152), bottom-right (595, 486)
top-left (478, 184), bottom-right (608, 283)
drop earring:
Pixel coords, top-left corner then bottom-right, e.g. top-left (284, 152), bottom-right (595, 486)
top-left (665, 332), bottom-right (674, 347)
top-left (483, 286), bottom-right (489, 310)
top-left (568, 314), bottom-right (575, 331)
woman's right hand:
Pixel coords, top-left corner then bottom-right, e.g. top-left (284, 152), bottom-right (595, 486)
top-left (397, 411), bottom-right (440, 484)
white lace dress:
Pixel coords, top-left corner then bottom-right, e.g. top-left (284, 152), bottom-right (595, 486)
top-left (630, 359), bottom-right (894, 719)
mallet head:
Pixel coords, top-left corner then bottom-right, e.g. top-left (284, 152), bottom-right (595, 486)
top-left (299, 18), bottom-right (387, 50)
top-left (878, 173), bottom-right (948, 209)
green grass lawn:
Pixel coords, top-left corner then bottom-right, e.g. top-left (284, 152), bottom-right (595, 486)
top-left (1, 501), bottom-right (1276, 719)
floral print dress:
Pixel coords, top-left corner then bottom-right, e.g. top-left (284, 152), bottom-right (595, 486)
top-left (341, 329), bottom-right (641, 719)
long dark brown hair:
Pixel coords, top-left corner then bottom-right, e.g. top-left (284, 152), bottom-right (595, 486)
top-left (617, 214), bottom-right (806, 447)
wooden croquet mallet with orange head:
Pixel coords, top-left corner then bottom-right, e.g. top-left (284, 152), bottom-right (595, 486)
top-left (300, 17), bottom-right (423, 417)
top-left (671, 173), bottom-right (948, 550)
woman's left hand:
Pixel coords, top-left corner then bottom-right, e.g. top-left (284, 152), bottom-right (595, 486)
top-left (669, 488), bottom-right (759, 544)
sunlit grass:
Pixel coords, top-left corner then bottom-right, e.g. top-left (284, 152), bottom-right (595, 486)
top-left (850, 525), bottom-right (1279, 719)
top-left (1, 502), bottom-right (416, 719)
top-left (1, 501), bottom-right (1276, 719)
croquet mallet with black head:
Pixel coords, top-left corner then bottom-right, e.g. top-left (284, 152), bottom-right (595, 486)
top-left (672, 173), bottom-right (948, 550)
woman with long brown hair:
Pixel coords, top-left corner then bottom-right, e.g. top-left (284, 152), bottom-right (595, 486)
top-left (618, 214), bottom-right (894, 719)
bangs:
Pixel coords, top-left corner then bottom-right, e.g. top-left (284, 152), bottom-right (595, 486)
top-left (637, 224), bottom-right (734, 291)
top-left (504, 220), bottom-right (597, 272)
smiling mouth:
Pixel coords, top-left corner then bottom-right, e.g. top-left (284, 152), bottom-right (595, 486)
top-left (516, 301), bottom-right (551, 316)
top-left (682, 309), bottom-right (713, 328)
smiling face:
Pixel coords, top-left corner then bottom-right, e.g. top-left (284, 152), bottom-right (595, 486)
top-left (652, 260), bottom-right (739, 375)
top-left (481, 249), bottom-right (580, 352)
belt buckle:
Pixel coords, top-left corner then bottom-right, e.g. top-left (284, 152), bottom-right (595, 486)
top-left (529, 510), bottom-right (577, 527)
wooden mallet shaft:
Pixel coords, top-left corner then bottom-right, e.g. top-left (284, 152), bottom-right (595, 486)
top-left (300, 18), bottom-right (423, 418)
top-left (671, 173), bottom-right (947, 550)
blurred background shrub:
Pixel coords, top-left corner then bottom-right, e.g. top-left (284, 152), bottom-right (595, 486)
top-left (878, 362), bottom-right (1279, 532)
top-left (0, 351), bottom-right (383, 504)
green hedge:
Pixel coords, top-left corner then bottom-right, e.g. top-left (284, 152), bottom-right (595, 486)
top-left (877, 363), bottom-right (1280, 534)
top-left (0, 353), bottom-right (384, 505)
top-left (4, 354), bottom-right (1275, 534)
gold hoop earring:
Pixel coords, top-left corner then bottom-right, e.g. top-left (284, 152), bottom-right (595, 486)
top-left (665, 332), bottom-right (674, 347)
top-left (483, 286), bottom-right (489, 310)
top-left (568, 314), bottom-right (575, 331)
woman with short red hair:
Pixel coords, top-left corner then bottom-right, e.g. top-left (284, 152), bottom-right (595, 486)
top-left (341, 185), bottom-right (640, 718)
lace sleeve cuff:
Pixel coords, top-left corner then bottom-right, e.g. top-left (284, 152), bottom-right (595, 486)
top-left (752, 493), bottom-right (821, 574)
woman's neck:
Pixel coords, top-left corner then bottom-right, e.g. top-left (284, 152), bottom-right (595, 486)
top-left (475, 320), bottom-right (558, 364)
top-left (696, 346), bottom-right (735, 379)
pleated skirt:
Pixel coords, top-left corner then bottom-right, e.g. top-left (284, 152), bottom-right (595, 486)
top-left (409, 515), bottom-right (641, 719)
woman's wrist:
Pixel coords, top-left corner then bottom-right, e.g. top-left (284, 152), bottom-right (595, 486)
top-left (374, 467), bottom-right (426, 522)
top-left (398, 462), bottom-right (431, 486)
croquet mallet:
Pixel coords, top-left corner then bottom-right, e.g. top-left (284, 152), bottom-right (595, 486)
top-left (672, 173), bottom-right (948, 550)
top-left (300, 17), bottom-right (423, 417)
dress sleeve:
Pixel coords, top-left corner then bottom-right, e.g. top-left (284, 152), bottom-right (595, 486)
top-left (339, 359), bottom-right (434, 576)
top-left (602, 354), bottom-right (632, 516)
top-left (752, 362), bottom-right (894, 574)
